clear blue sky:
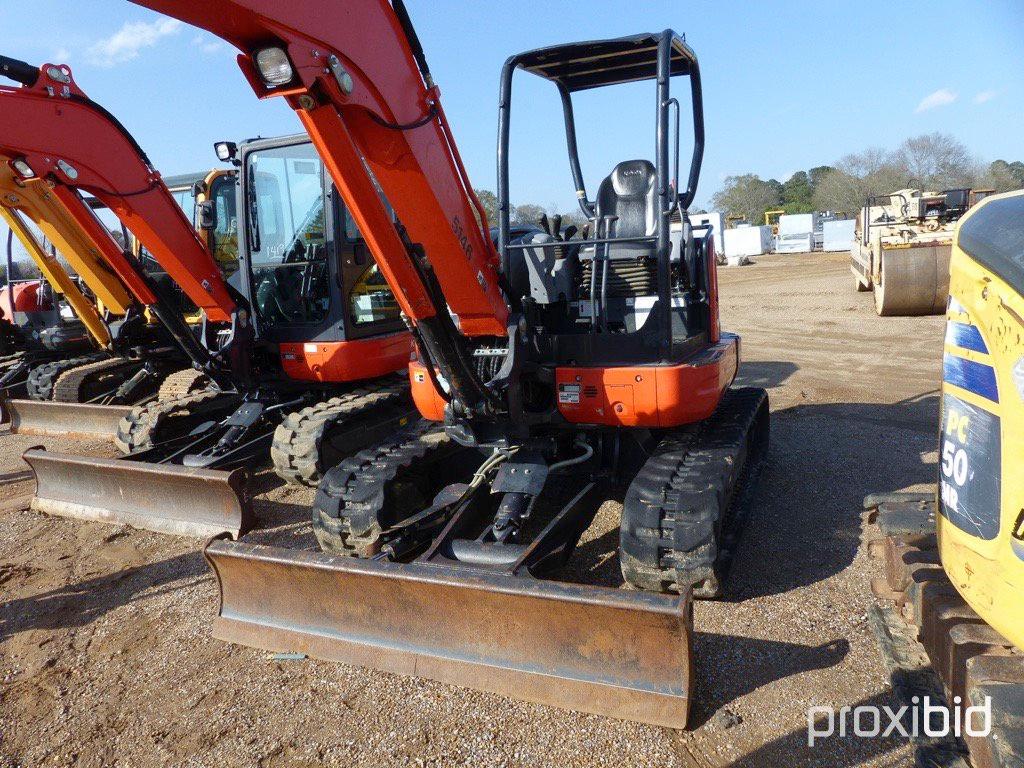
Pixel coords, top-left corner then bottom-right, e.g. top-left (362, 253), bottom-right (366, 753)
top-left (2, 0), bottom-right (1022, 225)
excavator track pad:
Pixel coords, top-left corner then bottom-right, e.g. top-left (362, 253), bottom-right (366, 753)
top-left (24, 448), bottom-right (253, 538)
top-left (204, 538), bottom-right (693, 728)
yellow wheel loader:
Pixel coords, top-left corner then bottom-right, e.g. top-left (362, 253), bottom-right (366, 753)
top-left (868, 189), bottom-right (1024, 766)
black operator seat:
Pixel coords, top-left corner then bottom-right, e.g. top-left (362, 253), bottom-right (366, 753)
top-left (592, 159), bottom-right (658, 260)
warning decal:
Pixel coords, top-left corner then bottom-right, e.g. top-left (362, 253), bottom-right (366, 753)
top-left (939, 393), bottom-right (1001, 540)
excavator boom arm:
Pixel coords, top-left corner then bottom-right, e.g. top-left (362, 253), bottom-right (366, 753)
top-left (0, 59), bottom-right (236, 323)
top-left (1, 161), bottom-right (135, 316)
top-left (129, 0), bottom-right (508, 338)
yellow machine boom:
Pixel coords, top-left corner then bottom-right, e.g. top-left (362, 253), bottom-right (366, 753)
top-left (1, 155), bottom-right (138, 351)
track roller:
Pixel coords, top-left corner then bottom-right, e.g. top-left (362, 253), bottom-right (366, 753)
top-left (157, 368), bottom-right (212, 401)
top-left (312, 420), bottom-right (471, 555)
top-left (114, 389), bottom-right (240, 454)
top-left (52, 356), bottom-right (141, 403)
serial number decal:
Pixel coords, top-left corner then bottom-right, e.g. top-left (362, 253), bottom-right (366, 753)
top-left (558, 383), bottom-right (580, 405)
top-left (452, 215), bottom-right (474, 262)
top-left (939, 393), bottom-right (1001, 540)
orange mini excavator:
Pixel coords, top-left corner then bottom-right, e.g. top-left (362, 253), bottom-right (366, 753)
top-left (139, 0), bottom-right (768, 727)
top-left (0, 55), bottom-right (415, 538)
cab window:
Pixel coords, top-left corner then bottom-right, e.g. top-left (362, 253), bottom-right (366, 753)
top-left (247, 143), bottom-right (330, 328)
top-left (342, 210), bottom-right (401, 327)
top-left (958, 195), bottom-right (1024, 292)
top-left (209, 174), bottom-right (239, 274)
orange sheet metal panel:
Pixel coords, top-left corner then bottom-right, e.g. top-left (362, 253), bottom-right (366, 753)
top-left (408, 359), bottom-right (447, 422)
top-left (279, 331), bottom-right (411, 383)
top-left (555, 335), bottom-right (738, 427)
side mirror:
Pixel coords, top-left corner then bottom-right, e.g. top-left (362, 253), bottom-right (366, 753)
top-left (198, 200), bottom-right (216, 231)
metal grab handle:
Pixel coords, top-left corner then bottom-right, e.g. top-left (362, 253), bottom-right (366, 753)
top-left (666, 97), bottom-right (681, 211)
top-left (0, 55), bottom-right (39, 87)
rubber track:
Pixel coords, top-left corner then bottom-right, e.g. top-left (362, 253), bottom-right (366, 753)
top-left (52, 356), bottom-right (136, 403)
top-left (620, 387), bottom-right (769, 598)
top-left (311, 421), bottom-right (453, 556)
top-left (114, 389), bottom-right (228, 454)
top-left (25, 353), bottom-right (105, 401)
top-left (157, 369), bottom-right (211, 401)
top-left (270, 379), bottom-right (410, 487)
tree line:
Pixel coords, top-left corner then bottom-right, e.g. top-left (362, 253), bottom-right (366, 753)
top-left (711, 132), bottom-right (1024, 227)
top-left (473, 189), bottom-right (589, 234)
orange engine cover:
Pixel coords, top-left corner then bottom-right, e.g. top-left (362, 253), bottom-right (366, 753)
top-left (0, 280), bottom-right (50, 319)
top-left (409, 334), bottom-right (739, 428)
top-left (280, 331), bottom-right (412, 383)
top-left (555, 334), bottom-right (739, 428)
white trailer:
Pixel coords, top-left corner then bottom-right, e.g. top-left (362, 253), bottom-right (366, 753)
top-left (723, 225), bottom-right (772, 263)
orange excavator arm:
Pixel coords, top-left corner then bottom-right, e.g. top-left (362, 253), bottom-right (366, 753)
top-left (0, 58), bottom-right (236, 324)
top-left (129, 0), bottom-right (507, 338)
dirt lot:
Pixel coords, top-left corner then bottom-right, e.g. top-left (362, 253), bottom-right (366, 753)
top-left (0, 251), bottom-right (945, 767)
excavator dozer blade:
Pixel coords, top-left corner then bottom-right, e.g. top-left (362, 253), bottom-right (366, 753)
top-left (205, 539), bottom-right (693, 728)
top-left (23, 448), bottom-right (253, 538)
top-left (2, 399), bottom-right (132, 440)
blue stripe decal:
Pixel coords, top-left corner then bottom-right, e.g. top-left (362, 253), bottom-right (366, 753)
top-left (945, 321), bottom-right (989, 354)
top-left (947, 295), bottom-right (968, 315)
top-left (943, 354), bottom-right (1000, 402)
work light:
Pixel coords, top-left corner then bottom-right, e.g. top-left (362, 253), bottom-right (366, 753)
top-left (10, 158), bottom-right (34, 179)
top-left (214, 141), bottom-right (238, 163)
top-left (254, 47), bottom-right (294, 86)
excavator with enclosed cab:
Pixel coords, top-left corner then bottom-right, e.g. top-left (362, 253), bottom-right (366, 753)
top-left (0, 223), bottom-right (94, 398)
top-left (133, 0), bottom-right (770, 728)
top-left (0, 56), bottom-right (414, 538)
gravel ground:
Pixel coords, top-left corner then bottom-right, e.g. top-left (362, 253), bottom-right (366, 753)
top-left (0, 251), bottom-right (943, 767)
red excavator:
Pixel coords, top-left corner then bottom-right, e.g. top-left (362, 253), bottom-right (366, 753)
top-left (0, 56), bottom-right (415, 537)
top-left (144, 0), bottom-right (768, 727)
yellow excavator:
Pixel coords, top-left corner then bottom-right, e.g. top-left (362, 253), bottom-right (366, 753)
top-left (1, 154), bottom-right (143, 404)
top-left (939, 189), bottom-right (1023, 653)
top-left (0, 161), bottom-right (238, 421)
top-left (869, 189), bottom-right (1023, 766)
